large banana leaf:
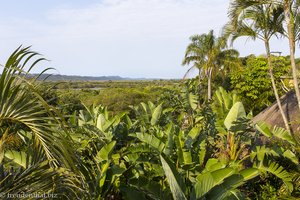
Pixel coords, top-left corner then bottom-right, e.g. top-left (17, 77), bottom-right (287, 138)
top-left (192, 167), bottom-right (236, 199)
top-left (95, 141), bottom-right (116, 163)
top-left (136, 132), bottom-right (165, 152)
top-left (224, 102), bottom-right (246, 130)
top-left (204, 168), bottom-right (259, 200)
top-left (151, 104), bottom-right (163, 125)
top-left (160, 153), bottom-right (187, 200)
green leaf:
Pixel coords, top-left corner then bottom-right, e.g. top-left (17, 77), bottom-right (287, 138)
top-left (198, 140), bottom-right (207, 166)
top-left (204, 158), bottom-right (226, 172)
top-left (255, 121), bottom-right (272, 137)
top-left (95, 141), bottom-right (116, 163)
top-left (250, 146), bottom-right (279, 162)
top-left (151, 104), bottom-right (162, 125)
top-left (185, 127), bottom-right (200, 149)
top-left (194, 167), bottom-right (235, 198)
top-left (205, 168), bottom-right (259, 200)
top-left (136, 132), bottom-right (165, 152)
top-left (99, 161), bottom-right (110, 189)
top-left (188, 93), bottom-right (198, 110)
top-left (160, 154), bottom-right (187, 200)
top-left (96, 114), bottom-right (106, 131)
top-left (258, 161), bottom-right (293, 192)
top-left (272, 126), bottom-right (296, 145)
top-left (283, 150), bottom-right (299, 165)
top-left (239, 168), bottom-right (260, 180)
top-left (224, 102), bottom-right (246, 130)
top-left (4, 150), bottom-right (28, 168)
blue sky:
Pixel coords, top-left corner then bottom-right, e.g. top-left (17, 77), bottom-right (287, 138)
top-left (0, 0), bottom-right (292, 78)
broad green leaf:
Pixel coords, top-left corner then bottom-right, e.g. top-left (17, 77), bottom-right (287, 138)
top-left (151, 104), bottom-right (162, 125)
top-left (194, 167), bottom-right (235, 198)
top-left (255, 121), bottom-right (272, 137)
top-left (283, 150), bottom-right (299, 165)
top-left (205, 168), bottom-right (259, 200)
top-left (111, 164), bottom-right (127, 176)
top-left (4, 150), bottom-right (28, 168)
top-left (175, 134), bottom-right (185, 165)
top-left (188, 93), bottom-right (198, 110)
top-left (224, 102), bottom-right (246, 130)
top-left (96, 114), bottom-right (106, 131)
top-left (198, 140), bottom-right (207, 166)
top-left (239, 168), bottom-right (260, 180)
top-left (164, 123), bottom-right (175, 156)
top-left (185, 127), bottom-right (200, 149)
top-left (99, 161), bottom-right (110, 189)
top-left (136, 132), bottom-right (165, 152)
top-left (160, 154), bottom-right (187, 200)
top-left (183, 150), bottom-right (193, 165)
top-left (95, 141), bottom-right (116, 163)
top-left (250, 146), bottom-right (279, 162)
top-left (204, 158), bottom-right (226, 172)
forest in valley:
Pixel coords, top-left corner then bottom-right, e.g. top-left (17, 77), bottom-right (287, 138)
top-left (1, 0), bottom-right (300, 199)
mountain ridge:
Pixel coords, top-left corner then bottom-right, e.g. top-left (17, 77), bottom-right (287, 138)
top-left (30, 73), bottom-right (153, 81)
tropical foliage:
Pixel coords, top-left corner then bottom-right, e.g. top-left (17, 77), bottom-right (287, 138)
top-left (1, 0), bottom-right (300, 199)
top-left (182, 30), bottom-right (240, 100)
top-left (230, 56), bottom-right (291, 114)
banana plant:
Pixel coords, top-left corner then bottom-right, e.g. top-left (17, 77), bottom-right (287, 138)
top-left (160, 152), bottom-right (262, 200)
top-left (255, 121), bottom-right (300, 194)
top-left (213, 96), bottom-right (252, 164)
top-left (77, 104), bottom-right (126, 140)
top-left (130, 101), bottom-right (168, 129)
top-left (212, 87), bottom-right (240, 122)
top-left (72, 103), bottom-right (139, 199)
top-left (255, 122), bottom-right (299, 167)
top-left (211, 91), bottom-right (294, 196)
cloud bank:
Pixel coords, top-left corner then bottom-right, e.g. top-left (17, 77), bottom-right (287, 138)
top-left (0, 0), bottom-right (290, 78)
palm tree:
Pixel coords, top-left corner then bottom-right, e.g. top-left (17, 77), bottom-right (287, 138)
top-left (182, 34), bottom-right (207, 98)
top-left (0, 46), bottom-right (81, 197)
top-left (182, 30), bottom-right (239, 100)
top-left (296, 1), bottom-right (300, 44)
top-left (228, 0), bottom-right (300, 114)
top-left (224, 4), bottom-right (291, 132)
top-left (283, 0), bottom-right (300, 111)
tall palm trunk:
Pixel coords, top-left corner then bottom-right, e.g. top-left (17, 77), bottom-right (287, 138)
top-left (198, 68), bottom-right (202, 95)
top-left (265, 40), bottom-right (291, 132)
top-left (207, 67), bottom-right (212, 100)
top-left (284, 0), bottom-right (300, 111)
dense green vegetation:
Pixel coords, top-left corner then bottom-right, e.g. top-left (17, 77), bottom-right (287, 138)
top-left (1, 0), bottom-right (300, 199)
top-left (39, 80), bottom-right (179, 115)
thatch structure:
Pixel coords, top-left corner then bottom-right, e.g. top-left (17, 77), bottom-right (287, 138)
top-left (252, 90), bottom-right (300, 133)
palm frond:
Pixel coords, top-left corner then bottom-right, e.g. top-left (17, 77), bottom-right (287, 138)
top-left (0, 46), bottom-right (77, 170)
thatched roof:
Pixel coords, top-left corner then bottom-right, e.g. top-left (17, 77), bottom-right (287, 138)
top-left (252, 90), bottom-right (300, 133)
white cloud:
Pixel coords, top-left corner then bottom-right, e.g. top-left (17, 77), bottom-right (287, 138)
top-left (44, 0), bottom-right (229, 40)
top-left (1, 0), bottom-right (291, 78)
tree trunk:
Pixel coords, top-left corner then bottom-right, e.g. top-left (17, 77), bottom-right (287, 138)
top-left (198, 68), bottom-right (202, 95)
top-left (265, 41), bottom-right (291, 132)
top-left (207, 67), bottom-right (212, 100)
top-left (284, 0), bottom-right (300, 112)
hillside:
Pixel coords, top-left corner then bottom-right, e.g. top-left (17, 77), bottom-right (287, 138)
top-left (30, 73), bottom-right (144, 81)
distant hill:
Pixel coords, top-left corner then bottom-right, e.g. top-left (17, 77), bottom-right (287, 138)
top-left (29, 74), bottom-right (148, 81)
